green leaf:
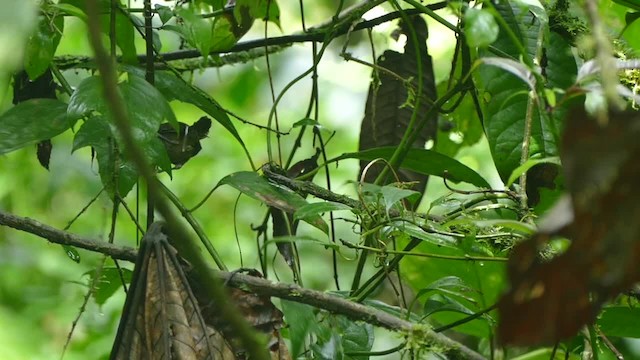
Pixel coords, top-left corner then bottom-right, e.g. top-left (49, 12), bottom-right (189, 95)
top-left (313, 315), bottom-right (373, 360)
top-left (154, 5), bottom-right (173, 25)
top-left (340, 317), bottom-right (374, 359)
top-left (417, 276), bottom-right (480, 304)
top-left (0, 99), bottom-right (74, 154)
top-left (281, 300), bottom-right (318, 357)
top-left (312, 332), bottom-right (343, 360)
top-left (380, 185), bottom-right (421, 212)
top-left (123, 68), bottom-right (248, 157)
top-left (506, 156), bottom-right (561, 187)
top-left (24, 14), bottom-right (63, 79)
top-left (217, 171), bottom-right (328, 233)
top-left (464, 8), bottom-right (499, 48)
top-left (49, 3), bottom-right (88, 22)
top-left (449, 219), bottom-right (536, 235)
top-left (293, 118), bottom-right (319, 127)
top-left (476, 2), bottom-right (576, 182)
top-left (112, 11), bottom-right (137, 64)
top-left (615, 0), bottom-right (640, 12)
top-left (73, 116), bottom-right (139, 197)
top-left (597, 306), bottom-right (640, 338)
top-left (294, 201), bottom-right (352, 221)
top-left (423, 294), bottom-right (476, 318)
top-left (211, 16), bottom-right (238, 51)
top-left (478, 57), bottom-right (536, 90)
top-left (336, 147), bottom-right (491, 188)
top-left (62, 245), bottom-right (80, 263)
top-left (0, 0), bottom-right (37, 69)
top-left (402, 234), bottom-right (506, 338)
top-left (85, 267), bottom-right (133, 306)
top-left (391, 222), bottom-right (459, 248)
top-left (513, 0), bottom-right (548, 24)
top-left (435, 90), bottom-right (484, 158)
top-left (69, 74), bottom-right (175, 194)
top-left (235, 0), bottom-right (280, 27)
top-left (175, 7), bottom-right (212, 56)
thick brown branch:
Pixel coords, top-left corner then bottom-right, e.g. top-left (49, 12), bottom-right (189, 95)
top-left (0, 210), bottom-right (484, 359)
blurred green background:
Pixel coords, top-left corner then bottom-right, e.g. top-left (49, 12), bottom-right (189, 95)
top-left (11, 0), bottom-right (630, 358)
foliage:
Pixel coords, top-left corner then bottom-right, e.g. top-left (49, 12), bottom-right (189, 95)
top-left (2, 0), bottom-right (640, 359)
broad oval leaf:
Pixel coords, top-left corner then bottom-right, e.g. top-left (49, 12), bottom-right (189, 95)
top-left (597, 306), bottom-right (640, 338)
top-left (337, 147), bottom-right (491, 188)
top-left (0, 99), bottom-right (74, 154)
top-left (217, 171), bottom-right (328, 234)
top-left (24, 14), bottom-right (63, 79)
top-left (69, 74), bottom-right (174, 175)
top-left (464, 8), bottom-right (499, 48)
top-left (476, 1), bottom-right (576, 182)
top-left (123, 67), bottom-right (250, 163)
top-left (281, 300), bottom-right (318, 357)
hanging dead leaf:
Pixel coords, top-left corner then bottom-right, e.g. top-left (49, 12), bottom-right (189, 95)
top-left (270, 152), bottom-right (319, 281)
top-left (498, 107), bottom-right (640, 345)
top-left (110, 223), bottom-right (232, 359)
top-left (189, 269), bottom-right (290, 360)
top-left (358, 15), bottom-right (437, 206)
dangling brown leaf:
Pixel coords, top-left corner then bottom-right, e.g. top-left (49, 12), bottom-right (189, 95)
top-left (499, 107), bottom-right (640, 345)
top-left (358, 15), bottom-right (437, 205)
top-left (111, 222), bottom-right (232, 359)
top-left (189, 269), bottom-right (290, 360)
top-left (270, 152), bottom-right (319, 281)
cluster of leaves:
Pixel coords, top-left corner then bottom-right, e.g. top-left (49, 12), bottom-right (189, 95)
top-left (3, 0), bottom-right (640, 359)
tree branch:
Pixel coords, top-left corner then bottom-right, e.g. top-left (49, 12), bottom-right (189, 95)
top-left (0, 209), bottom-right (485, 360)
top-left (54, 5), bottom-right (446, 70)
top-left (0, 210), bottom-right (137, 261)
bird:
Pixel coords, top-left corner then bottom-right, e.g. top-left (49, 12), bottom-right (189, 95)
top-left (157, 116), bottom-right (212, 168)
